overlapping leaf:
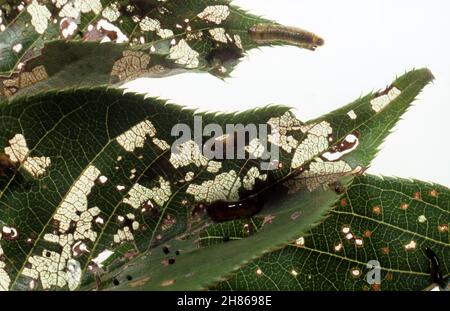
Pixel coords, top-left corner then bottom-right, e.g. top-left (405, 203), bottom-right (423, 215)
top-left (212, 175), bottom-right (449, 291)
top-left (0, 0), bottom-right (323, 99)
top-left (0, 87), bottom-right (296, 291)
top-left (96, 178), bottom-right (343, 291)
top-left (90, 68), bottom-right (435, 290)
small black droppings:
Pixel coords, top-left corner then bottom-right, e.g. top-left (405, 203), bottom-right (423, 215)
top-left (126, 275), bottom-right (133, 281)
top-left (113, 278), bottom-right (120, 286)
top-left (162, 246), bottom-right (170, 254)
top-left (0, 153), bottom-right (17, 178)
top-left (168, 258), bottom-right (175, 265)
top-left (175, 250), bottom-right (180, 256)
top-left (45, 251), bottom-right (51, 257)
top-left (223, 234), bottom-right (230, 242)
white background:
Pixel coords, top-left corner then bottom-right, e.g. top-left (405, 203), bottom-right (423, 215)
top-left (125, 0), bottom-right (450, 187)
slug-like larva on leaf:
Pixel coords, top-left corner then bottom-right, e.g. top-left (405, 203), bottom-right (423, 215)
top-left (205, 195), bottom-right (263, 222)
top-left (0, 153), bottom-right (17, 178)
top-left (249, 23), bottom-right (324, 50)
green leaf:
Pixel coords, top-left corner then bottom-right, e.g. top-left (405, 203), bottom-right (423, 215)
top-left (0, 0), bottom-right (324, 99)
top-left (309, 68), bottom-right (435, 168)
top-left (212, 175), bottom-right (449, 291)
top-left (0, 68), bottom-right (434, 291)
top-left (280, 68), bottom-right (434, 194)
top-left (88, 68), bottom-right (435, 290)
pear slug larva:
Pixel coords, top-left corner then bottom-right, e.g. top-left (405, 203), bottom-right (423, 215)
top-left (249, 23), bottom-right (324, 50)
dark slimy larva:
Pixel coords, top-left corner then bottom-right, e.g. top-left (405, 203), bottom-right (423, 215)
top-left (249, 23), bottom-right (324, 50)
top-left (0, 153), bottom-right (17, 178)
top-left (205, 196), bottom-right (263, 222)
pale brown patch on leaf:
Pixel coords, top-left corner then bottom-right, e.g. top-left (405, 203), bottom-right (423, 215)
top-left (400, 203), bottom-right (409, 210)
top-left (2, 66), bottom-right (48, 97)
top-left (363, 230), bottom-right (372, 238)
top-left (160, 279), bottom-right (176, 287)
top-left (438, 224), bottom-right (448, 233)
top-left (128, 276), bottom-right (151, 288)
top-left (413, 192), bottom-right (422, 200)
top-left (428, 189), bottom-right (438, 198)
top-left (371, 284), bottom-right (381, 291)
top-left (381, 247), bottom-right (390, 255)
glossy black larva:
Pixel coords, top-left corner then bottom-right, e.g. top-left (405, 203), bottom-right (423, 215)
top-left (205, 195), bottom-right (263, 223)
top-left (0, 153), bottom-right (17, 178)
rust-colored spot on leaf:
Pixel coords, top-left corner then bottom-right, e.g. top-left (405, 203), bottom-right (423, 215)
top-left (371, 284), bottom-right (381, 291)
top-left (438, 224), bottom-right (449, 233)
top-left (381, 247), bottom-right (390, 255)
top-left (413, 192), bottom-right (422, 200)
top-left (373, 205), bottom-right (382, 215)
top-left (161, 215), bottom-right (176, 231)
top-left (123, 250), bottom-right (139, 260)
top-left (160, 279), bottom-right (176, 287)
top-left (364, 230), bottom-right (372, 238)
top-left (428, 189), bottom-right (438, 198)
top-left (340, 199), bottom-right (347, 207)
top-left (129, 276), bottom-right (151, 288)
top-left (400, 202), bottom-right (409, 210)
top-left (262, 215), bottom-right (275, 227)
